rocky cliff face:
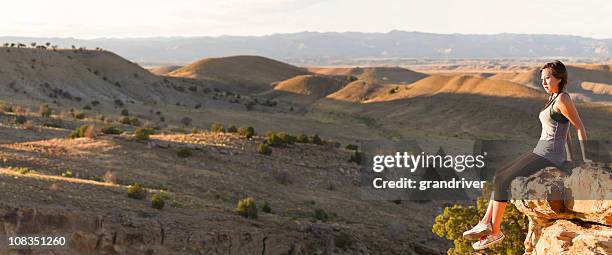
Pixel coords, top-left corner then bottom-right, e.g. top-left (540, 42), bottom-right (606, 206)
top-left (510, 163), bottom-right (612, 255)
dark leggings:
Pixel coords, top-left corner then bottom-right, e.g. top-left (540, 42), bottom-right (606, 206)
top-left (492, 152), bottom-right (556, 202)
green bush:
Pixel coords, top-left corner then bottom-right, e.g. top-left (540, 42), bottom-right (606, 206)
top-left (235, 197), bottom-right (258, 219)
top-left (151, 193), bottom-right (165, 209)
top-left (335, 232), bottom-right (353, 250)
top-left (119, 116), bottom-right (131, 125)
top-left (69, 125), bottom-right (90, 139)
top-left (261, 201), bottom-right (272, 213)
top-left (101, 126), bottom-right (122, 135)
top-left (39, 104), bottom-right (52, 117)
top-left (121, 109), bottom-right (129, 116)
top-left (61, 170), bottom-right (73, 178)
top-left (127, 183), bottom-right (146, 200)
top-left (14, 115), bottom-right (27, 124)
top-left (432, 184), bottom-right (528, 255)
top-left (277, 132), bottom-right (296, 144)
top-left (134, 127), bottom-right (154, 141)
top-left (345, 144), bottom-right (359, 151)
top-left (239, 126), bottom-right (255, 139)
top-left (227, 125), bottom-right (238, 133)
top-left (265, 132), bottom-right (283, 147)
top-left (258, 143), bottom-right (272, 155)
top-left (210, 123), bottom-right (225, 133)
top-left (13, 167), bottom-right (30, 174)
top-left (177, 148), bottom-right (192, 158)
top-left (309, 134), bottom-right (322, 145)
top-left (349, 151), bottom-right (362, 165)
top-left (130, 118), bottom-right (141, 126)
top-left (313, 208), bottom-right (329, 222)
top-left (296, 134), bottom-right (309, 143)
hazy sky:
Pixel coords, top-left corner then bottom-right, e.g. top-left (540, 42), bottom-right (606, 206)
top-left (4, 0), bottom-right (611, 39)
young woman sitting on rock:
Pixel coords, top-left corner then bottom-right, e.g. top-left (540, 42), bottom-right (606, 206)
top-left (463, 60), bottom-right (591, 251)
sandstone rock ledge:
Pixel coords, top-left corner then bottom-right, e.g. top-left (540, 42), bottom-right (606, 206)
top-left (510, 163), bottom-right (612, 255)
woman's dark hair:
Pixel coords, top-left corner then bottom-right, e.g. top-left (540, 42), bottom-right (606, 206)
top-left (541, 60), bottom-right (568, 109)
top-left (540, 60), bottom-right (568, 92)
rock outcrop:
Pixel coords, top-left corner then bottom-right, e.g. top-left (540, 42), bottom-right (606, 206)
top-left (511, 163), bottom-right (612, 255)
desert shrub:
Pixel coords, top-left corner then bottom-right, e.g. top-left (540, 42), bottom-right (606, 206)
top-left (129, 118), bottom-right (141, 126)
top-left (181, 117), bottom-right (192, 126)
top-left (69, 125), bottom-right (90, 138)
top-left (432, 184), bottom-right (528, 255)
top-left (120, 117), bottom-right (141, 126)
top-left (239, 126), bottom-right (255, 139)
top-left (13, 167), bottom-right (30, 174)
top-left (265, 132), bottom-right (283, 147)
top-left (74, 112), bottom-right (85, 119)
top-left (101, 126), bottom-right (122, 135)
top-left (210, 123), bottom-right (225, 133)
top-left (121, 109), bottom-right (129, 116)
top-left (3, 105), bottom-right (14, 112)
top-left (258, 143), bottom-right (272, 155)
top-left (151, 193), bottom-right (165, 209)
top-left (335, 232), bottom-right (353, 250)
top-left (114, 99), bottom-right (124, 107)
top-left (82, 105), bottom-right (92, 110)
top-left (42, 122), bottom-right (62, 128)
top-left (61, 170), bottom-right (73, 178)
top-left (226, 125), bottom-right (238, 133)
top-left (235, 197), bottom-right (258, 219)
top-left (39, 104), bottom-right (52, 117)
top-left (313, 208), bottom-right (329, 222)
top-left (349, 151), bottom-right (362, 165)
top-left (345, 144), bottom-right (359, 151)
top-left (177, 148), bottom-right (192, 158)
top-left (119, 116), bottom-right (131, 125)
top-left (14, 115), bottom-right (27, 124)
top-left (127, 183), bottom-right (146, 199)
top-left (309, 134), bottom-right (322, 145)
top-left (134, 128), bottom-right (154, 141)
top-left (261, 201), bottom-right (272, 213)
top-left (91, 100), bottom-right (100, 106)
top-left (296, 134), bottom-right (309, 143)
top-left (277, 132), bottom-right (296, 144)
top-left (244, 101), bottom-right (256, 111)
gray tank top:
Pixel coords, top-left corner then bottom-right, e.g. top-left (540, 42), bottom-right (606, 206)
top-left (532, 93), bottom-right (569, 166)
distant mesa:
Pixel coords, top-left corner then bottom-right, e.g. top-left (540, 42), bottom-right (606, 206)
top-left (308, 66), bottom-right (427, 85)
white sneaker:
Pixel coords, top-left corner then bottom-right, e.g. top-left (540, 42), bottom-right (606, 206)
top-left (472, 232), bottom-right (505, 251)
top-left (462, 222), bottom-right (492, 240)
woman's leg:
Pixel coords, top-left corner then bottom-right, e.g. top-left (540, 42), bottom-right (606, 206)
top-left (480, 192), bottom-right (495, 224)
top-left (491, 201), bottom-right (507, 234)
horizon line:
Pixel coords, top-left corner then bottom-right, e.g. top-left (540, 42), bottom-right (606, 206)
top-left (1, 30), bottom-right (610, 41)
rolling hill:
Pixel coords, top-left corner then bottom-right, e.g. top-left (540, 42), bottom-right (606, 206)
top-left (168, 55), bottom-right (310, 92)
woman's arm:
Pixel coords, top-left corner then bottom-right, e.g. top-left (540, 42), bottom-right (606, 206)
top-left (556, 93), bottom-right (590, 162)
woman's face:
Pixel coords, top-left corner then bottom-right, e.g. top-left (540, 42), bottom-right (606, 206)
top-left (541, 68), bottom-right (561, 93)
